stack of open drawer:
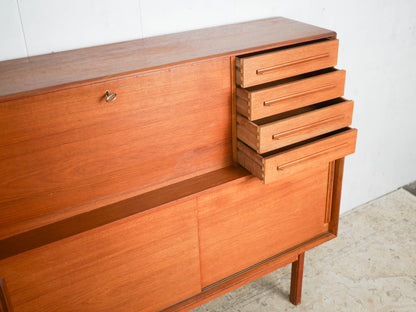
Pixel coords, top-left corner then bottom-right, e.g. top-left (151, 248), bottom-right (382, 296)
top-left (236, 38), bottom-right (357, 184)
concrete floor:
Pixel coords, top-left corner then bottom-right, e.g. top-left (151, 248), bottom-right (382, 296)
top-left (191, 186), bottom-right (416, 312)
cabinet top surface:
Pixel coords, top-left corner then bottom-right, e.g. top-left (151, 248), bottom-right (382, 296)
top-left (0, 17), bottom-right (335, 101)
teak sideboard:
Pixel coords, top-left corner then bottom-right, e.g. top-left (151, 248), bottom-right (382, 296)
top-left (0, 17), bottom-right (357, 312)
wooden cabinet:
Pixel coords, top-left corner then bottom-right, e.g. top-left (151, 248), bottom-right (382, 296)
top-left (0, 17), bottom-right (356, 311)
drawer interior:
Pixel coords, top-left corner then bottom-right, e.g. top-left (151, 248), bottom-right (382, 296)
top-left (260, 127), bottom-right (353, 157)
top-left (236, 38), bottom-right (339, 88)
top-left (244, 67), bottom-right (339, 92)
top-left (252, 97), bottom-right (349, 125)
top-left (237, 38), bottom-right (333, 58)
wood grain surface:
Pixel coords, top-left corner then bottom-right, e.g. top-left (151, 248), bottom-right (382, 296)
top-left (237, 98), bottom-right (354, 153)
top-left (197, 165), bottom-right (330, 287)
top-left (237, 69), bottom-right (346, 120)
top-left (163, 232), bottom-right (335, 312)
top-left (0, 166), bottom-right (250, 260)
top-left (0, 16), bottom-right (353, 312)
top-left (0, 58), bottom-right (232, 240)
top-left (237, 128), bottom-right (357, 184)
top-left (236, 39), bottom-right (338, 87)
top-left (0, 200), bottom-right (201, 312)
top-left (0, 278), bottom-right (13, 312)
top-left (0, 17), bottom-right (335, 101)
top-left (262, 128), bottom-right (356, 184)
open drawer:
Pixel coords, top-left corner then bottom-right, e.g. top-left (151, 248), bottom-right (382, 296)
top-left (237, 98), bottom-right (354, 153)
top-left (237, 68), bottom-right (345, 121)
top-left (236, 39), bottom-right (339, 88)
top-left (237, 127), bottom-right (357, 184)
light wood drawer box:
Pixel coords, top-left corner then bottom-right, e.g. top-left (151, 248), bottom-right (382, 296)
top-left (237, 68), bottom-right (345, 121)
top-left (237, 128), bottom-right (357, 184)
top-left (236, 39), bottom-right (339, 88)
top-left (237, 98), bottom-right (354, 153)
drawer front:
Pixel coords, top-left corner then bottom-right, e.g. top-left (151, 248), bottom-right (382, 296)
top-left (0, 58), bottom-right (231, 239)
top-left (198, 163), bottom-right (330, 286)
top-left (236, 39), bottom-right (338, 88)
top-left (0, 200), bottom-right (201, 312)
top-left (237, 99), bottom-right (354, 153)
top-left (237, 69), bottom-right (345, 120)
top-left (237, 128), bottom-right (357, 184)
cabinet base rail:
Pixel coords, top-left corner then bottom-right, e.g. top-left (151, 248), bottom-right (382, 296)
top-left (163, 232), bottom-right (334, 312)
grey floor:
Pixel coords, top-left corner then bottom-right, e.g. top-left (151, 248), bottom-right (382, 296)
top-left (191, 183), bottom-right (416, 312)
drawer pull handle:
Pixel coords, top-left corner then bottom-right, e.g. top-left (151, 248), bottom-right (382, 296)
top-left (263, 84), bottom-right (337, 106)
top-left (256, 53), bottom-right (330, 75)
top-left (276, 143), bottom-right (348, 170)
top-left (105, 90), bottom-right (117, 103)
top-left (272, 115), bottom-right (344, 140)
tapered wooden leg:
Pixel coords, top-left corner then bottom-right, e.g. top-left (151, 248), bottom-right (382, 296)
top-left (290, 252), bottom-right (305, 305)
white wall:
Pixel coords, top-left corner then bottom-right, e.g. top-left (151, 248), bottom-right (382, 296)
top-left (1, 0), bottom-right (415, 214)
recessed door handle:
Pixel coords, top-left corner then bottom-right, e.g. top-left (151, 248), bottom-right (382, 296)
top-left (256, 53), bottom-right (330, 75)
top-left (272, 115), bottom-right (344, 140)
top-left (264, 84), bottom-right (337, 106)
top-left (276, 143), bottom-right (348, 170)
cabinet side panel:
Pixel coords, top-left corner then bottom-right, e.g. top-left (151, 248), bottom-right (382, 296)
top-left (0, 200), bottom-right (201, 312)
top-left (198, 164), bottom-right (330, 287)
top-left (0, 57), bottom-right (232, 239)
